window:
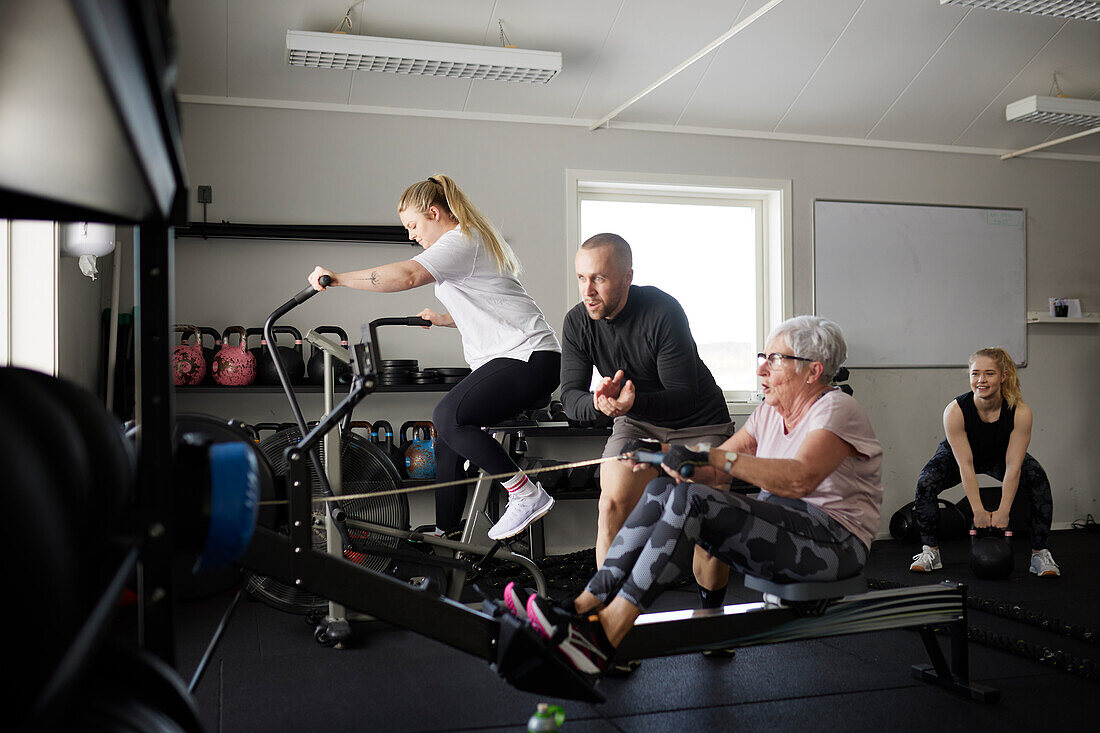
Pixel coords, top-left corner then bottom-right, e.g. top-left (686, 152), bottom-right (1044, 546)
top-left (566, 171), bottom-right (791, 400)
top-left (1, 219), bottom-right (59, 374)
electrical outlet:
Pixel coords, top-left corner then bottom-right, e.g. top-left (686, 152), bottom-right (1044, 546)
top-left (197, 185), bottom-right (212, 204)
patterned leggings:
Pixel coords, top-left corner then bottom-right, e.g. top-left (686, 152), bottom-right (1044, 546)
top-left (914, 440), bottom-right (1053, 549)
top-left (585, 477), bottom-right (868, 611)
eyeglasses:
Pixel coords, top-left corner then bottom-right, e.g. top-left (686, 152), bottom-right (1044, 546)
top-left (757, 352), bottom-right (814, 370)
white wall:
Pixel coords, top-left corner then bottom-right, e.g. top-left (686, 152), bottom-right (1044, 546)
top-left (173, 103), bottom-right (1100, 548)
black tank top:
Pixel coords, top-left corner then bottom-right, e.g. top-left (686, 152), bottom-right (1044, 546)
top-left (955, 392), bottom-right (1015, 471)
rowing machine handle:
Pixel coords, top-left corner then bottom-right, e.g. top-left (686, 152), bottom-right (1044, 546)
top-left (631, 450), bottom-right (694, 478)
top-left (291, 274), bottom-right (332, 305)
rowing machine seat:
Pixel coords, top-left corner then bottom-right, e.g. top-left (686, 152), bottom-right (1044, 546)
top-left (744, 573), bottom-right (867, 601)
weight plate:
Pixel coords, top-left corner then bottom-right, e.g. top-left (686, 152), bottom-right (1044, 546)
top-left (433, 367), bottom-right (471, 377)
top-left (196, 442), bottom-right (259, 572)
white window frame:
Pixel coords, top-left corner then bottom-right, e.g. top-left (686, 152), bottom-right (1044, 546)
top-left (565, 170), bottom-right (792, 403)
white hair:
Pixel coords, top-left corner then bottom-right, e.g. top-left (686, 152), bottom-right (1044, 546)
top-left (767, 316), bottom-right (847, 382)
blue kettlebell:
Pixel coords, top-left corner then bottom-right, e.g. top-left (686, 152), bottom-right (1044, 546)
top-left (401, 421), bottom-right (436, 480)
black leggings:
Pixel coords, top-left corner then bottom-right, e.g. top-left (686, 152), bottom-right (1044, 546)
top-left (432, 351), bottom-right (560, 531)
top-left (914, 439), bottom-right (1054, 549)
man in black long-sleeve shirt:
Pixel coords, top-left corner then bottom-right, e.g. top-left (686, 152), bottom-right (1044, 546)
top-left (562, 234), bottom-right (735, 609)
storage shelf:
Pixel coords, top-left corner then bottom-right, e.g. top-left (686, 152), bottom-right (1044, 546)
top-left (175, 383), bottom-right (452, 394)
top-left (175, 222), bottom-right (412, 244)
top-left (1027, 311), bottom-right (1100, 324)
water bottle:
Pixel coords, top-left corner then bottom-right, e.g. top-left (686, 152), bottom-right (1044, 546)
top-left (527, 703), bottom-right (565, 732)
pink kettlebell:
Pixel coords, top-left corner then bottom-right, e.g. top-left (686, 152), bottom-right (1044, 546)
top-left (211, 325), bottom-right (256, 386)
top-left (172, 324), bottom-right (207, 386)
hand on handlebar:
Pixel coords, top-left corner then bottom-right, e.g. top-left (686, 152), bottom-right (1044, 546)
top-left (309, 266), bottom-right (337, 291)
top-left (661, 445), bottom-right (710, 483)
top-left (620, 438), bottom-right (663, 472)
top-left (416, 308), bottom-right (454, 328)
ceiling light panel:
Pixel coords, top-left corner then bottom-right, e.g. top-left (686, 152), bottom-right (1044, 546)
top-left (1006, 95), bottom-right (1100, 125)
top-left (286, 31), bottom-right (561, 83)
top-left (940, 0), bottom-right (1100, 21)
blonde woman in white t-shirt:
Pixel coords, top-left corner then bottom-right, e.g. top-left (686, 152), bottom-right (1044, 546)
top-left (308, 175), bottom-right (561, 540)
top-left (506, 316), bottom-right (883, 677)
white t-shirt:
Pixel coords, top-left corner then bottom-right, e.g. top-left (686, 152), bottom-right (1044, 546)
top-left (743, 389), bottom-right (883, 548)
top-left (413, 227), bottom-right (560, 370)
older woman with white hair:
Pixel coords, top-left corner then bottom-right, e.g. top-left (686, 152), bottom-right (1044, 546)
top-left (508, 316), bottom-right (883, 677)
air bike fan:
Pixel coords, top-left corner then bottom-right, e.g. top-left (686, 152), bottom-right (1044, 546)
top-left (247, 424), bottom-right (409, 615)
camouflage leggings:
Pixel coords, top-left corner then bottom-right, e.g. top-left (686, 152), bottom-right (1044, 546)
top-left (914, 439), bottom-right (1053, 549)
top-left (585, 477), bottom-right (868, 611)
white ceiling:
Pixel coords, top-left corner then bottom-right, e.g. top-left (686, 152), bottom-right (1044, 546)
top-left (171, 0), bottom-right (1100, 158)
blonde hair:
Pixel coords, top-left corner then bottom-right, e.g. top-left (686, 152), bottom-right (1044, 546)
top-left (970, 347), bottom-right (1022, 408)
top-left (398, 175), bottom-right (521, 276)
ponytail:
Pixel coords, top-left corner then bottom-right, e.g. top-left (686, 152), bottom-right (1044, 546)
top-left (970, 347), bottom-right (1022, 408)
top-left (398, 175), bottom-right (522, 276)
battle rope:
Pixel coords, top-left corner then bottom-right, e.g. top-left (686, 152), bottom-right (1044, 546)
top-left (868, 578), bottom-right (1098, 680)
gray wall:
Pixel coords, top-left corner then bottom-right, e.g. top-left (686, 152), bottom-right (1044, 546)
top-left (173, 103), bottom-right (1100, 549)
top-left (58, 251), bottom-right (107, 391)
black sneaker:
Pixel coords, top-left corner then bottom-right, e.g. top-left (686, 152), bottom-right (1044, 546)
top-left (702, 647), bottom-right (737, 659)
top-left (527, 595), bottom-right (613, 676)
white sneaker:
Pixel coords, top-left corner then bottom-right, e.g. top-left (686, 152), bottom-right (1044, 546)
top-left (1029, 549), bottom-right (1061, 577)
top-left (487, 482), bottom-right (555, 540)
top-left (909, 545), bottom-right (942, 572)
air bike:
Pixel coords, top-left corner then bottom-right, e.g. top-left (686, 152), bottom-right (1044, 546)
top-left (192, 278), bottom-right (1000, 704)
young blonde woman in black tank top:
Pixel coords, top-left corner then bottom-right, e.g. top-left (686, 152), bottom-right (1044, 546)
top-left (908, 347), bottom-right (1059, 577)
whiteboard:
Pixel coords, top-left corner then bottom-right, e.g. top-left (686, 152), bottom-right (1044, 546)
top-left (813, 200), bottom-right (1026, 368)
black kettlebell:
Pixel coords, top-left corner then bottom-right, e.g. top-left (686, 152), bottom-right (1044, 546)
top-left (258, 325), bottom-right (306, 385)
top-left (307, 326), bottom-right (352, 385)
top-left (371, 420), bottom-right (404, 477)
top-left (246, 327), bottom-right (264, 369)
top-left (969, 526), bottom-right (1013, 580)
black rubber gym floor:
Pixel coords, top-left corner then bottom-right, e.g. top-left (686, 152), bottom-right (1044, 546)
top-left (176, 529), bottom-right (1097, 732)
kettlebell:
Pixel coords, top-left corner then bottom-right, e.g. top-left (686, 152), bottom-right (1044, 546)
top-left (401, 421), bottom-right (436, 480)
top-left (348, 420), bottom-right (373, 442)
top-left (371, 420), bottom-right (404, 477)
top-left (172, 324), bottom-right (207, 386)
top-left (258, 325), bottom-right (306, 385)
top-left (211, 325), bottom-right (256, 386)
top-left (969, 526), bottom-right (1013, 580)
top-left (245, 327), bottom-right (264, 370)
top-left (197, 327), bottom-right (222, 384)
top-left (369, 422), bottom-right (404, 473)
top-left (307, 326), bottom-right (352, 385)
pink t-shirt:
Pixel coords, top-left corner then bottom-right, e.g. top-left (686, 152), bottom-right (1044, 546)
top-left (743, 389), bottom-right (883, 548)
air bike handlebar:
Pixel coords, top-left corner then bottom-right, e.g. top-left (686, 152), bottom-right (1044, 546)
top-left (367, 316), bottom-right (432, 358)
